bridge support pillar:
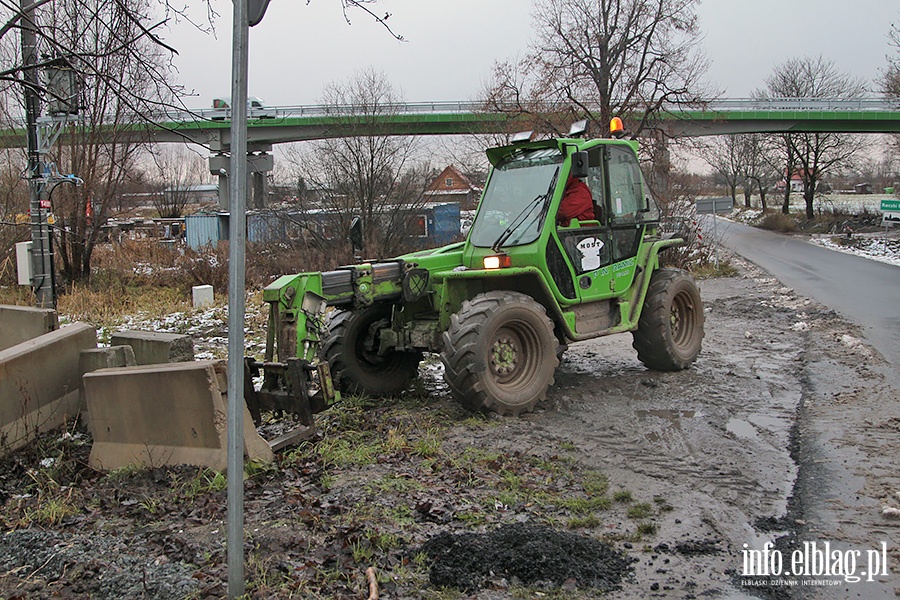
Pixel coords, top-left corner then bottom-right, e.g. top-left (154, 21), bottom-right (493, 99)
top-left (209, 146), bottom-right (273, 211)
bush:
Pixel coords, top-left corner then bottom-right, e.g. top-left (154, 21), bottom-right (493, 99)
top-left (758, 212), bottom-right (796, 233)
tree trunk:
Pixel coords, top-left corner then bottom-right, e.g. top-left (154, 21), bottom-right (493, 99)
top-left (781, 186), bottom-right (791, 214)
top-left (803, 180), bottom-right (816, 220)
top-left (743, 181), bottom-right (752, 208)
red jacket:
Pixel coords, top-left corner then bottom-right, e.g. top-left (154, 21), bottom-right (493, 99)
top-left (557, 178), bottom-right (594, 226)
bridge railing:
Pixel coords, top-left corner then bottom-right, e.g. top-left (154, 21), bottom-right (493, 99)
top-left (177, 97), bottom-right (898, 121)
top-left (13, 97), bottom-right (898, 128)
top-left (701, 98), bottom-right (898, 112)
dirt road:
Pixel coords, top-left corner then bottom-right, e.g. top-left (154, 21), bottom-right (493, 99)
top-left (539, 258), bottom-right (898, 598)
top-left (0, 260), bottom-right (896, 599)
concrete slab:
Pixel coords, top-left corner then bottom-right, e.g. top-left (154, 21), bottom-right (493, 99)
top-left (0, 323), bottom-right (97, 453)
top-left (84, 359), bottom-right (273, 471)
top-left (110, 330), bottom-right (194, 365)
top-left (0, 305), bottom-right (59, 351)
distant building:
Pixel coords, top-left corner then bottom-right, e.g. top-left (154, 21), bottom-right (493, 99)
top-left (425, 166), bottom-right (482, 210)
top-left (776, 171), bottom-right (807, 193)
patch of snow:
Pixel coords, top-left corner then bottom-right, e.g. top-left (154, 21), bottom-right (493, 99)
top-left (809, 235), bottom-right (900, 268)
top-left (838, 334), bottom-right (872, 357)
top-left (790, 322), bottom-right (809, 331)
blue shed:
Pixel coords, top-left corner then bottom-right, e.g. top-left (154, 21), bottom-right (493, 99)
top-left (185, 213), bottom-right (229, 249)
top-left (426, 203), bottom-right (461, 246)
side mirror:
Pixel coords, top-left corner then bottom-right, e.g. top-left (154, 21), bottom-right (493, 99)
top-left (570, 151), bottom-right (589, 179)
top-left (349, 216), bottom-right (364, 256)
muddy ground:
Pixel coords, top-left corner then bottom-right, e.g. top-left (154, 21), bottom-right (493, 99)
top-left (0, 258), bottom-right (897, 599)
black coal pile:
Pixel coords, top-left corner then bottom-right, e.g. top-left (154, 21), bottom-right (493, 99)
top-left (420, 523), bottom-right (634, 593)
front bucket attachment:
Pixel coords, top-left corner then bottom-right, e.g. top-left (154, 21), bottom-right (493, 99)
top-left (243, 357), bottom-right (339, 449)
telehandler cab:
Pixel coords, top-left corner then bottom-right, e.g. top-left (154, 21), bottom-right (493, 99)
top-left (244, 120), bottom-right (704, 421)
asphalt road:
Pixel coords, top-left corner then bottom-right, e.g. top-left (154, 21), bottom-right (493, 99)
top-left (712, 217), bottom-right (900, 368)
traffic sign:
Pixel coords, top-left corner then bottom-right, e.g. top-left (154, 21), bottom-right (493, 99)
top-left (881, 199), bottom-right (900, 227)
top-left (696, 196), bottom-right (734, 215)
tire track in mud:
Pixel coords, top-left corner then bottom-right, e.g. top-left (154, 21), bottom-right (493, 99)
top-left (530, 273), bottom-right (812, 598)
top-left (783, 319), bottom-right (900, 599)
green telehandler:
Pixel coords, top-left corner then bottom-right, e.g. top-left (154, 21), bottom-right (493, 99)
top-left (243, 120), bottom-right (704, 423)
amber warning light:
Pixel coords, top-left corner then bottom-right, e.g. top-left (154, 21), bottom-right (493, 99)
top-left (610, 117), bottom-right (625, 138)
top-left (483, 255), bottom-right (512, 270)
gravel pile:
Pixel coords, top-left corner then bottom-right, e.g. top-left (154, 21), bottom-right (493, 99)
top-left (420, 522), bottom-right (634, 593)
top-left (0, 529), bottom-right (199, 599)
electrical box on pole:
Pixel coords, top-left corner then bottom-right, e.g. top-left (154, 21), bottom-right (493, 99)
top-left (43, 57), bottom-right (82, 116)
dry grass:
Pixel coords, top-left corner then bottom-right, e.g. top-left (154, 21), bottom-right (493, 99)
top-left (0, 238), bottom-right (359, 328)
top-left (758, 212), bottom-right (797, 233)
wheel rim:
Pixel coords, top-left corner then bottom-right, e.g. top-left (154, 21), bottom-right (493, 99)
top-left (354, 318), bottom-right (391, 373)
top-left (670, 289), bottom-right (696, 351)
top-left (488, 321), bottom-right (542, 393)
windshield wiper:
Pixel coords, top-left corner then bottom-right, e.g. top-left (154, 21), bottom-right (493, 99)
top-left (490, 167), bottom-right (560, 253)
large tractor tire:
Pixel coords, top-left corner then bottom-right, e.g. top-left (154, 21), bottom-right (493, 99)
top-left (441, 291), bottom-right (559, 416)
top-left (322, 304), bottom-right (421, 397)
top-left (632, 268), bottom-right (704, 371)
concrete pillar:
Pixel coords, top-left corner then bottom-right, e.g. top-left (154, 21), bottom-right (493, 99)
top-left (210, 149), bottom-right (273, 211)
top-left (110, 330), bottom-right (194, 365)
top-left (250, 171), bottom-right (267, 209)
top-left (217, 171), bottom-right (230, 211)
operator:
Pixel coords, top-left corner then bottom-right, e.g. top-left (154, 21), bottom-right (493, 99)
top-left (556, 176), bottom-right (594, 227)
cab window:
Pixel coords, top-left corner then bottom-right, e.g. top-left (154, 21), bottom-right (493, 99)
top-left (607, 146), bottom-right (643, 222)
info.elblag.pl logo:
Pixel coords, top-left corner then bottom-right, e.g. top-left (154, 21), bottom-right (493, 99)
top-left (741, 541), bottom-right (890, 586)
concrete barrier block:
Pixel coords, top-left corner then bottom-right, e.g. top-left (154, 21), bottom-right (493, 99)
top-left (110, 330), bottom-right (194, 365)
top-left (192, 285), bottom-right (214, 309)
top-left (78, 346), bottom-right (137, 426)
top-left (79, 346), bottom-right (137, 376)
top-left (0, 305), bottom-right (59, 351)
top-left (0, 323), bottom-right (97, 453)
top-left (84, 360), bottom-right (273, 471)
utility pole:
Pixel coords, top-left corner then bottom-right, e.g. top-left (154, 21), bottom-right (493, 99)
top-left (19, 0), bottom-right (55, 308)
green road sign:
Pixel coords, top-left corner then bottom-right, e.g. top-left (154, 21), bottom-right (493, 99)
top-left (882, 199), bottom-right (900, 211)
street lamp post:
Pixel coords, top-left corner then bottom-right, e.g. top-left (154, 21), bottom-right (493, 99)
top-left (226, 1), bottom-right (272, 597)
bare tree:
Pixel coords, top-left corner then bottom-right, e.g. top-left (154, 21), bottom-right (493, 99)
top-left (758, 56), bottom-right (866, 220)
top-left (699, 135), bottom-right (744, 203)
top-left (0, 148), bottom-right (29, 277)
top-left (145, 146), bottom-right (209, 218)
top-left (740, 134), bottom-right (781, 211)
top-left (285, 68), bottom-right (430, 257)
top-left (30, 1), bottom-right (178, 282)
top-left (0, 1), bottom-right (400, 284)
top-left (885, 22), bottom-right (900, 99)
top-left (884, 21), bottom-right (900, 159)
top-left (484, 0), bottom-right (713, 137)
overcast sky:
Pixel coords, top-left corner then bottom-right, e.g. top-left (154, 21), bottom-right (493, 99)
top-left (164, 0), bottom-right (898, 108)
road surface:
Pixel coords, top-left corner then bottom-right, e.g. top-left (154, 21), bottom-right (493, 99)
top-left (714, 217), bottom-right (900, 599)
top-left (714, 217), bottom-right (900, 367)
